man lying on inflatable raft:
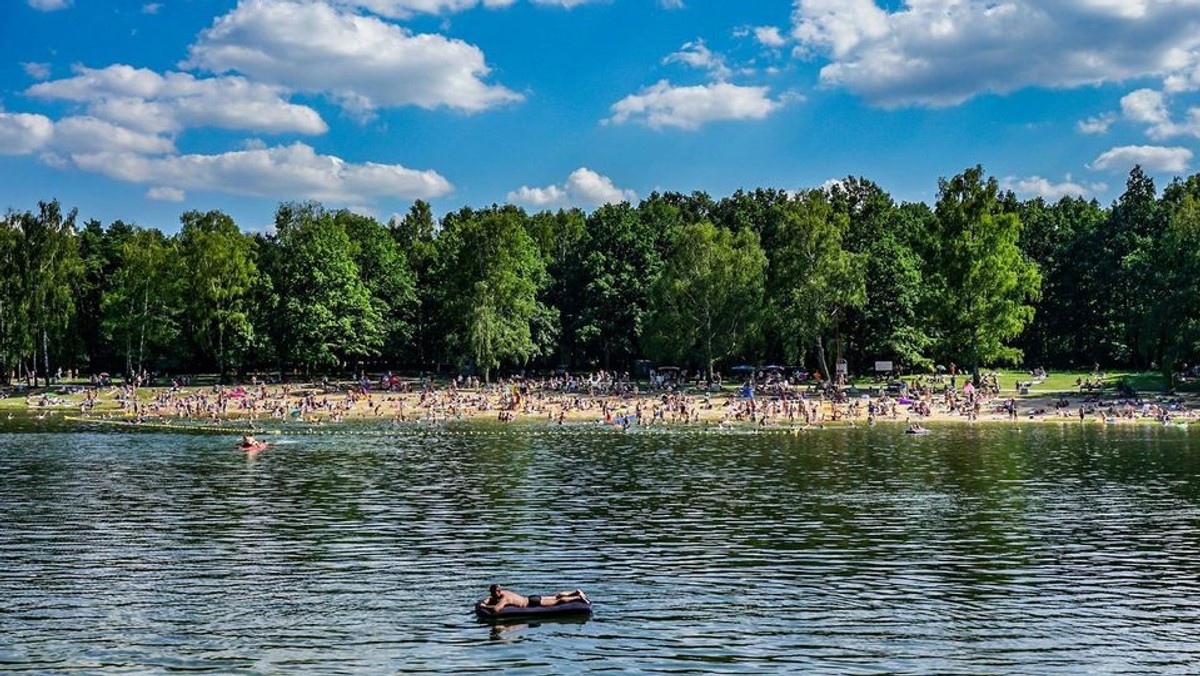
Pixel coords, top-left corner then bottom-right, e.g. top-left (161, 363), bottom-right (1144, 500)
top-left (476, 584), bottom-right (592, 619)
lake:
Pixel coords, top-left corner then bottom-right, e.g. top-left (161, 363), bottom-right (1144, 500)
top-left (2, 422), bottom-right (1198, 673)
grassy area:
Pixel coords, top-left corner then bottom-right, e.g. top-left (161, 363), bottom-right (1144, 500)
top-left (992, 369), bottom-right (1200, 396)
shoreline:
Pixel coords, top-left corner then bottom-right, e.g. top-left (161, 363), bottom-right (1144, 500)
top-left (5, 381), bottom-right (1195, 432)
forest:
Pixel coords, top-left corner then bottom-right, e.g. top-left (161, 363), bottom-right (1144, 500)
top-left (2, 165), bottom-right (1198, 387)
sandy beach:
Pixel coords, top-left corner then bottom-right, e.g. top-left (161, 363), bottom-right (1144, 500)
top-left (12, 377), bottom-right (1197, 431)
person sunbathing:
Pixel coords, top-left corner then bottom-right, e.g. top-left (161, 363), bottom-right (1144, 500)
top-left (479, 584), bottom-right (589, 612)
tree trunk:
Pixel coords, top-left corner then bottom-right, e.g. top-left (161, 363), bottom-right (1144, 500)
top-left (816, 335), bottom-right (830, 386)
top-left (42, 326), bottom-right (49, 388)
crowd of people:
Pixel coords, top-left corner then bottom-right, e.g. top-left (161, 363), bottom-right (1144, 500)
top-left (12, 366), bottom-right (1197, 430)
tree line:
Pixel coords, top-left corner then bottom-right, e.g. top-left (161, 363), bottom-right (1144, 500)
top-left (2, 165), bottom-right (1198, 387)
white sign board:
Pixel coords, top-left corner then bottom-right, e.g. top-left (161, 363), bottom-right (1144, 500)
top-left (874, 361), bottom-right (893, 372)
top-left (836, 359), bottom-right (848, 375)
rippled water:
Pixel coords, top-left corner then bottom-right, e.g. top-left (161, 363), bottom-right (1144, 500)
top-left (2, 422), bottom-right (1199, 673)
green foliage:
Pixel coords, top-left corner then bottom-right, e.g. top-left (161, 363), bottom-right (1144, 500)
top-left (6, 164), bottom-right (1200, 383)
top-left (337, 210), bottom-right (416, 358)
top-left (767, 189), bottom-right (866, 370)
top-left (434, 205), bottom-right (547, 380)
top-left (177, 210), bottom-right (259, 380)
top-left (645, 222), bottom-right (766, 378)
top-left (268, 202), bottom-right (382, 371)
top-left (930, 166), bottom-right (1041, 376)
top-left (0, 201), bottom-right (84, 385)
top-left (1142, 176), bottom-right (1200, 384)
top-left (832, 179), bottom-right (933, 368)
top-left (569, 202), bottom-right (662, 370)
top-left (101, 227), bottom-right (179, 375)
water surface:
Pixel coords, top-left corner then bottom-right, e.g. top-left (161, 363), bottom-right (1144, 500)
top-left (2, 423), bottom-right (1198, 673)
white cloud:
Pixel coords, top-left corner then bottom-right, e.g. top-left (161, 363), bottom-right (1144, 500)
top-left (1000, 175), bottom-right (1093, 200)
top-left (69, 142), bottom-right (453, 203)
top-left (52, 116), bottom-right (176, 156)
top-left (28, 65), bottom-right (328, 136)
top-left (791, 0), bottom-right (1200, 107)
top-left (337, 0), bottom-right (514, 18)
top-left (1090, 145), bottom-right (1192, 173)
top-left (1077, 112), bottom-right (1117, 135)
top-left (142, 3), bottom-right (161, 14)
top-left (664, 41), bottom-right (731, 80)
top-left (508, 167), bottom-right (635, 208)
top-left (754, 26), bottom-right (788, 48)
top-left (22, 62), bottom-right (51, 80)
top-left (0, 113), bottom-right (55, 155)
top-left (608, 80), bottom-right (785, 130)
top-left (28, 0), bottom-right (70, 11)
top-left (1119, 88), bottom-right (1200, 140)
top-left (659, 0), bottom-right (685, 9)
top-left (184, 0), bottom-right (522, 113)
top-left (1121, 88), bottom-right (1170, 125)
top-left (319, 0), bottom-right (602, 18)
top-left (146, 186), bottom-right (185, 202)
top-left (530, 0), bottom-right (602, 7)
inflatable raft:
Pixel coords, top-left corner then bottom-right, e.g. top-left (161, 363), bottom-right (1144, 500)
top-left (474, 599), bottom-right (593, 620)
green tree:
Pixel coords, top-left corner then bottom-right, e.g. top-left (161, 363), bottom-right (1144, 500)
top-left (645, 222), bottom-right (766, 379)
top-left (177, 209), bottom-right (258, 381)
top-left (101, 227), bottom-right (179, 377)
top-left (269, 202), bottom-right (382, 374)
top-left (930, 166), bottom-right (1041, 379)
top-left (436, 205), bottom-right (546, 381)
top-left (1016, 196), bottom-right (1106, 366)
top-left (392, 200), bottom-right (439, 368)
top-left (337, 210), bottom-right (416, 363)
top-left (0, 215), bottom-right (24, 382)
top-left (830, 179), bottom-right (932, 369)
top-left (1142, 176), bottom-right (1200, 384)
top-left (525, 208), bottom-right (584, 366)
top-left (570, 202), bottom-right (662, 370)
top-left (15, 200), bottom-right (83, 385)
top-left (768, 189), bottom-right (866, 377)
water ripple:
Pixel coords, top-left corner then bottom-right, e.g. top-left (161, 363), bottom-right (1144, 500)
top-left (0, 425), bottom-right (1198, 673)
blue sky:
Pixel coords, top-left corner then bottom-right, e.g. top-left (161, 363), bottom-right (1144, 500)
top-left (2, 0), bottom-right (1199, 232)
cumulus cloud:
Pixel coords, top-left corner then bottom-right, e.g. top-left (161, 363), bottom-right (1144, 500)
top-left (508, 167), bottom-right (636, 208)
top-left (1000, 175), bottom-right (1093, 200)
top-left (184, 0), bottom-right (522, 113)
top-left (607, 80), bottom-right (785, 130)
top-left (1119, 88), bottom-right (1200, 140)
top-left (0, 113), bottom-right (55, 155)
top-left (146, 186), bottom-right (185, 202)
top-left (531, 0), bottom-right (602, 7)
top-left (52, 116), bottom-right (177, 155)
top-left (69, 142), bottom-right (453, 203)
top-left (337, 0), bottom-right (513, 18)
top-left (1121, 89), bottom-right (1170, 126)
top-left (664, 41), bottom-right (731, 80)
top-left (28, 0), bottom-right (70, 11)
top-left (28, 65), bottom-right (327, 136)
top-left (1077, 112), bottom-right (1117, 135)
top-left (332, 0), bottom-right (601, 18)
top-left (790, 0), bottom-right (1200, 107)
top-left (1090, 145), bottom-right (1192, 173)
top-left (754, 26), bottom-right (788, 49)
top-left (22, 62), bottom-right (51, 80)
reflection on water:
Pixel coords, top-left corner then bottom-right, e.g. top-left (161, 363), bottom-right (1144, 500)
top-left (1, 423), bottom-right (1199, 673)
